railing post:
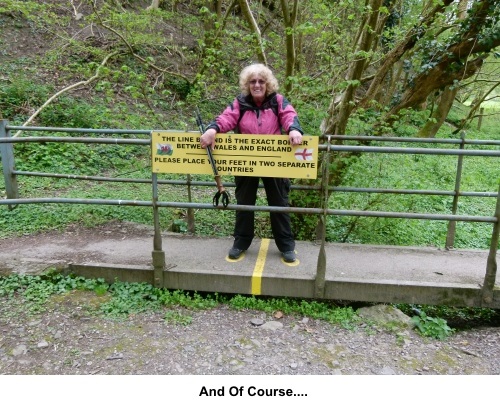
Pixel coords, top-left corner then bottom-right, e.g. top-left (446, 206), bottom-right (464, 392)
top-left (0, 120), bottom-right (19, 209)
top-left (481, 182), bottom-right (500, 306)
top-left (445, 131), bottom-right (466, 249)
top-left (314, 138), bottom-right (331, 299)
top-left (151, 172), bottom-right (165, 288)
top-left (186, 174), bottom-right (195, 233)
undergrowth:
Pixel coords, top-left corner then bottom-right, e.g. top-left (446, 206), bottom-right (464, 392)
top-left (1, 270), bottom-right (498, 339)
top-left (0, 270), bottom-right (358, 329)
top-left (395, 303), bottom-right (500, 330)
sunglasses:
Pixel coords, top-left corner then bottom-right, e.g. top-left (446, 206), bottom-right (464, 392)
top-left (249, 79), bottom-right (266, 85)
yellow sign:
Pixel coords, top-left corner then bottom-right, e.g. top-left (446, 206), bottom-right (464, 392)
top-left (151, 131), bottom-right (318, 179)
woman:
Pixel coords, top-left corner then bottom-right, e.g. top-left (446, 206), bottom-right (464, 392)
top-left (200, 63), bottom-right (303, 263)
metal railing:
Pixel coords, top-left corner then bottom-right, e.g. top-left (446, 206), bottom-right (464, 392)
top-left (1, 120), bottom-right (499, 305)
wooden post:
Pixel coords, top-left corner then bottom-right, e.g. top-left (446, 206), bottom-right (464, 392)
top-left (477, 107), bottom-right (484, 130)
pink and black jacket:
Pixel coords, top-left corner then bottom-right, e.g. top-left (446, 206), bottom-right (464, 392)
top-left (206, 92), bottom-right (303, 136)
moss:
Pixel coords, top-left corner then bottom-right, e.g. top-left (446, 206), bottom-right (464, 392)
top-left (47, 290), bottom-right (111, 312)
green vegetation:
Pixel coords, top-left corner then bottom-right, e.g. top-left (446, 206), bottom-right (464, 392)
top-left (324, 128), bottom-right (499, 248)
top-left (411, 311), bottom-right (455, 340)
top-left (0, 270), bottom-right (106, 314)
top-left (2, 271), bottom-right (498, 339)
top-left (396, 303), bottom-right (500, 330)
top-left (0, 271), bottom-right (359, 328)
top-left (228, 295), bottom-right (358, 328)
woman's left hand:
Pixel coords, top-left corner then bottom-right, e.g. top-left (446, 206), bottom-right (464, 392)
top-left (288, 130), bottom-right (303, 145)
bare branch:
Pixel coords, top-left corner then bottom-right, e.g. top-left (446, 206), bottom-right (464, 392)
top-left (238, 0), bottom-right (267, 65)
top-left (146, 0), bottom-right (161, 11)
top-left (453, 80), bottom-right (500, 133)
top-left (13, 52), bottom-right (119, 137)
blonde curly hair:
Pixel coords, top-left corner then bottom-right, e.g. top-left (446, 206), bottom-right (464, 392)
top-left (239, 63), bottom-right (279, 97)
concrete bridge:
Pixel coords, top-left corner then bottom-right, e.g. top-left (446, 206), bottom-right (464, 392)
top-left (1, 224), bottom-right (498, 309)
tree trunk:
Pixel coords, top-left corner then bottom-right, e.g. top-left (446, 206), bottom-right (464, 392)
top-left (377, 59), bottom-right (404, 107)
top-left (417, 88), bottom-right (456, 138)
top-left (383, 52), bottom-right (493, 127)
top-left (239, 0), bottom-right (268, 65)
top-left (146, 0), bottom-right (160, 10)
top-left (359, 0), bottom-right (454, 111)
top-left (380, 0), bottom-right (499, 127)
top-left (293, 0), bottom-right (385, 242)
top-left (279, 0), bottom-right (299, 93)
top-left (416, 0), bottom-right (467, 138)
top-left (321, 0), bottom-right (384, 136)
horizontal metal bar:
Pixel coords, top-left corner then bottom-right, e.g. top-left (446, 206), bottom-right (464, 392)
top-left (1, 198), bottom-right (496, 223)
top-left (319, 144), bottom-right (500, 156)
top-left (11, 171), bottom-right (499, 198)
top-left (6, 125), bottom-right (151, 135)
top-left (0, 136), bottom-right (150, 145)
top-left (331, 186), bottom-right (498, 198)
top-left (327, 209), bottom-right (497, 223)
top-left (228, 204), bottom-right (497, 223)
top-left (2, 137), bottom-right (499, 157)
top-left (6, 126), bottom-right (500, 146)
top-left (0, 198), bottom-right (153, 207)
top-left (320, 135), bottom-right (500, 146)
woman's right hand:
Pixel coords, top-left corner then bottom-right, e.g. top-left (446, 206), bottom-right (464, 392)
top-left (200, 128), bottom-right (217, 149)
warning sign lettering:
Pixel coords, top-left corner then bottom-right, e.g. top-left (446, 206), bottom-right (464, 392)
top-left (151, 131), bottom-right (318, 179)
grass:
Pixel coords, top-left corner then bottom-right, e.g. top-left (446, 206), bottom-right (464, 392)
top-left (2, 271), bottom-right (498, 339)
top-left (326, 106), bottom-right (499, 248)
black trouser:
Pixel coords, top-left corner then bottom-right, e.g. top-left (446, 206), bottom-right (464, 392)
top-left (232, 176), bottom-right (295, 252)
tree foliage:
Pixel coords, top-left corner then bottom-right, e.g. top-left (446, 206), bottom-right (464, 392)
top-left (1, 0), bottom-right (498, 241)
top-left (4, 0), bottom-right (497, 133)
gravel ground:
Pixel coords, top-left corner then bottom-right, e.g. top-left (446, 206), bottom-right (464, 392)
top-left (1, 290), bottom-right (498, 376)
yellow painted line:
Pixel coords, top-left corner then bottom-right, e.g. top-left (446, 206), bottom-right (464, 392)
top-left (251, 238), bottom-right (270, 295)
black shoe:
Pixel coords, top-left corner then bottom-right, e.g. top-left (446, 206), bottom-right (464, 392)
top-left (228, 247), bottom-right (245, 260)
top-left (281, 250), bottom-right (296, 263)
